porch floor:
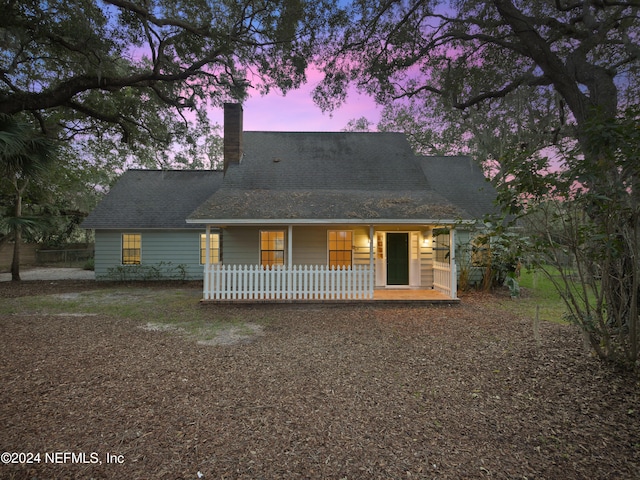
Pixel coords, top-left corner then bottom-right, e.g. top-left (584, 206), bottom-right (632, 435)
top-left (373, 288), bottom-right (456, 302)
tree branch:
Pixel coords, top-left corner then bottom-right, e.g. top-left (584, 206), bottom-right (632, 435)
top-left (0, 54), bottom-right (224, 115)
top-left (492, 0), bottom-right (592, 124)
top-left (64, 100), bottom-right (133, 143)
top-left (453, 74), bottom-right (549, 109)
top-left (103, 0), bottom-right (210, 36)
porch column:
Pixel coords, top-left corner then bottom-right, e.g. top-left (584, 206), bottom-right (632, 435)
top-left (450, 227), bottom-right (457, 299)
top-left (204, 224), bottom-right (211, 300)
top-left (286, 225), bottom-right (293, 265)
top-left (287, 225), bottom-right (293, 299)
top-left (369, 225), bottom-right (374, 299)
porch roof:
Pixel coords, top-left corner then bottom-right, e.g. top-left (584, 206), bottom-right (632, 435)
top-left (186, 188), bottom-right (464, 224)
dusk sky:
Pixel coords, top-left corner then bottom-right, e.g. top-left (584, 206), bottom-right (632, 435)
top-left (207, 71), bottom-right (381, 132)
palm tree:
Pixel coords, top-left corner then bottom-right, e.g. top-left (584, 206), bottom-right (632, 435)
top-left (0, 115), bottom-right (56, 281)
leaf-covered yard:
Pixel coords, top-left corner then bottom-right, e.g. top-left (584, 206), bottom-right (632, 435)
top-left (1, 281), bottom-right (638, 479)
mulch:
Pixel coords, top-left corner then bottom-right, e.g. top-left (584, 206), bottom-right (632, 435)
top-left (1, 280), bottom-right (638, 479)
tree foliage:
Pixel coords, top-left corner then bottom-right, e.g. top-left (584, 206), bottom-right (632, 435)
top-left (342, 116), bottom-right (374, 132)
top-left (507, 108), bottom-right (640, 368)
top-left (0, 114), bottom-right (57, 280)
top-left (1, 0), bottom-right (341, 164)
top-left (316, 0), bottom-right (639, 158)
top-left (316, 0), bottom-right (640, 367)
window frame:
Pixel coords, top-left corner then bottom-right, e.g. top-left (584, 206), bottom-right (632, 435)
top-left (121, 233), bottom-right (141, 265)
top-left (200, 233), bottom-right (221, 265)
top-left (432, 229), bottom-right (450, 263)
top-left (327, 230), bottom-right (353, 269)
top-left (260, 230), bottom-right (285, 267)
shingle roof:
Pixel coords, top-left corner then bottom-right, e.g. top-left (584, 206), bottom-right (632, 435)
top-left (82, 133), bottom-right (498, 229)
top-left (416, 156), bottom-right (500, 219)
top-left (81, 170), bottom-right (223, 229)
top-left (221, 132), bottom-right (430, 191)
top-left (191, 188), bottom-right (462, 221)
top-left (188, 132), bottom-right (495, 222)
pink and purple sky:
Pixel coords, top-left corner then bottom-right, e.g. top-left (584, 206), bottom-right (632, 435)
top-left (207, 72), bottom-right (381, 132)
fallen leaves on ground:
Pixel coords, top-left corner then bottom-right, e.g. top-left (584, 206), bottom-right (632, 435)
top-left (0, 281), bottom-right (638, 479)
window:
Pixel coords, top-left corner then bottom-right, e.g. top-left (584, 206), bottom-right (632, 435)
top-left (200, 233), bottom-right (220, 264)
top-left (122, 233), bottom-right (141, 265)
top-left (328, 230), bottom-right (352, 268)
top-left (433, 229), bottom-right (450, 263)
top-left (260, 231), bottom-right (285, 267)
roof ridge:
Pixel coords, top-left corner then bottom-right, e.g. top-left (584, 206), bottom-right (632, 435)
top-left (242, 131), bottom-right (405, 135)
top-left (125, 168), bottom-right (224, 173)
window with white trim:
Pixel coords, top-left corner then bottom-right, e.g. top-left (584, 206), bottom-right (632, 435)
top-left (328, 230), bottom-right (352, 268)
top-left (200, 233), bottom-right (220, 264)
top-left (122, 233), bottom-right (141, 265)
top-left (260, 231), bottom-right (285, 267)
top-left (433, 229), bottom-right (450, 263)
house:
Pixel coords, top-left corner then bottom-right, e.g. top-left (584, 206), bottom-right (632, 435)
top-left (82, 103), bottom-right (498, 301)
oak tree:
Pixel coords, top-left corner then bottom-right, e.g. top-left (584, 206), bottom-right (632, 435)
top-left (317, 0), bottom-right (640, 367)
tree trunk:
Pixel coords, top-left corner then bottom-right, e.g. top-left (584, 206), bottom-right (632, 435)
top-left (10, 188), bottom-right (23, 282)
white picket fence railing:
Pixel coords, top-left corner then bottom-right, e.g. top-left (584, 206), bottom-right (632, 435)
top-left (433, 260), bottom-right (454, 297)
top-left (204, 264), bottom-right (374, 301)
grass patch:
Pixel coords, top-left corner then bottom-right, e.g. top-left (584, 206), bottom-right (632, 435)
top-left (496, 269), bottom-right (569, 324)
top-left (1, 286), bottom-right (267, 343)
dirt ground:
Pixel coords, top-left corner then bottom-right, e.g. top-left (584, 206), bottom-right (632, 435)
top-left (0, 267), bottom-right (95, 283)
top-left (0, 280), bottom-right (638, 479)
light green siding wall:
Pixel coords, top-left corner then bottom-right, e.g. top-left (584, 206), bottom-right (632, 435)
top-left (291, 226), bottom-right (327, 265)
top-left (221, 227), bottom-right (260, 265)
top-left (93, 225), bottom-right (482, 287)
top-left (94, 231), bottom-right (121, 278)
top-left (94, 230), bottom-right (206, 280)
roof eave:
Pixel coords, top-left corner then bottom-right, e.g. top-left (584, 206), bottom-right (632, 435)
top-left (185, 218), bottom-right (477, 226)
top-left (80, 226), bottom-right (214, 230)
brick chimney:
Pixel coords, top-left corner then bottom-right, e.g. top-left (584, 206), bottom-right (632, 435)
top-left (223, 103), bottom-right (243, 172)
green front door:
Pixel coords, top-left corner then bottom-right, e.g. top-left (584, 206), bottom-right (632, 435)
top-left (386, 233), bottom-right (409, 285)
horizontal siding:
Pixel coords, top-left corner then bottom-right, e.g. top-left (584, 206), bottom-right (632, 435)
top-left (352, 227), bottom-right (372, 266)
top-left (291, 226), bottom-right (327, 265)
top-left (94, 231), bottom-right (122, 279)
top-left (94, 230), bottom-right (206, 280)
top-left (420, 241), bottom-right (434, 288)
top-left (222, 227), bottom-right (259, 265)
top-left (455, 229), bottom-right (485, 286)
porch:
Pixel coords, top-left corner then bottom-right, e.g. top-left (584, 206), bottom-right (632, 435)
top-left (200, 224), bottom-right (458, 303)
top-left (201, 263), bottom-right (458, 304)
